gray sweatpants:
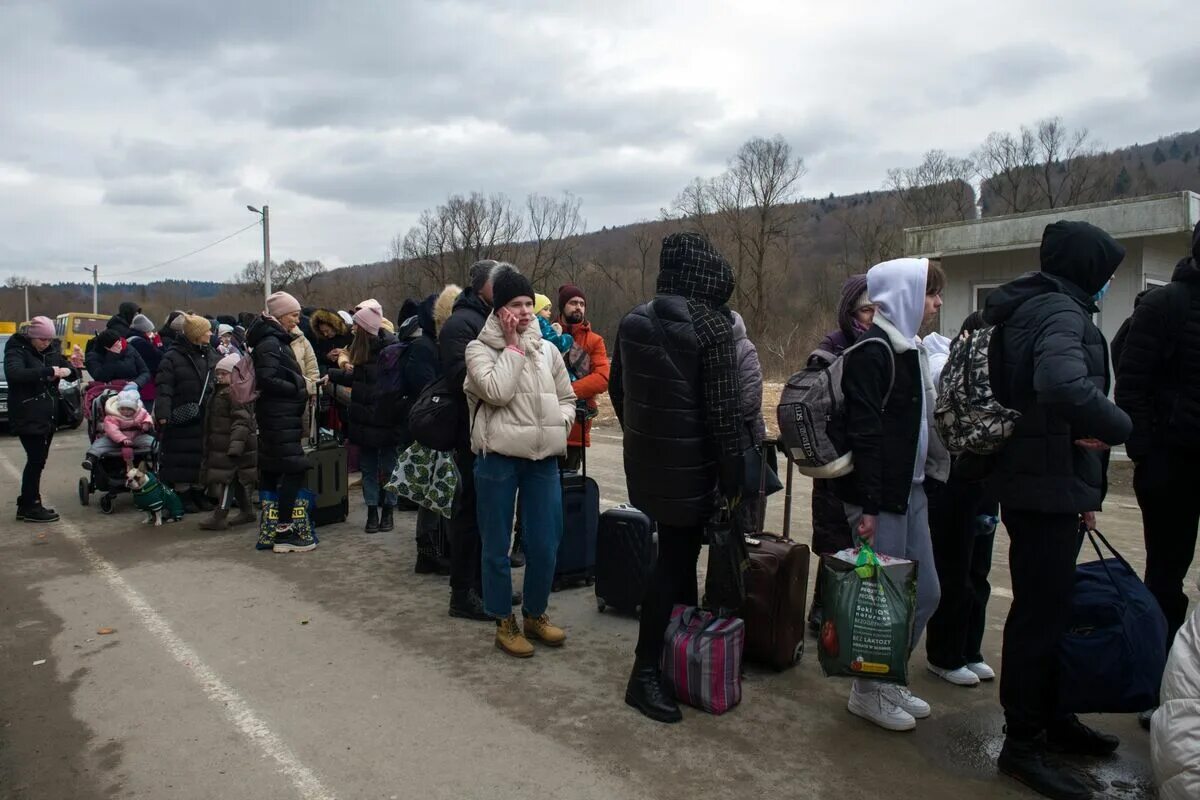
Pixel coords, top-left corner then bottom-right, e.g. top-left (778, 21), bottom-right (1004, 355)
top-left (844, 483), bottom-right (941, 650)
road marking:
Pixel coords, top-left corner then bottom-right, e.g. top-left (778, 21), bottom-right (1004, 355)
top-left (0, 454), bottom-right (336, 800)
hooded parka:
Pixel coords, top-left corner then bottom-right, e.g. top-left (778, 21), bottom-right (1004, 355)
top-left (200, 384), bottom-right (258, 490)
top-left (154, 336), bottom-right (218, 485)
top-left (247, 316), bottom-right (310, 475)
top-left (3, 334), bottom-right (78, 436)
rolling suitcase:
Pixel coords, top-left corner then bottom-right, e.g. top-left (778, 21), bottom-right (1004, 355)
top-left (553, 445), bottom-right (599, 591)
top-left (740, 441), bottom-right (811, 671)
top-left (303, 405), bottom-right (349, 527)
top-left (595, 505), bottom-right (656, 615)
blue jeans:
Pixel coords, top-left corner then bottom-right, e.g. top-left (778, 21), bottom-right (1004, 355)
top-left (474, 454), bottom-right (562, 619)
top-left (360, 446), bottom-right (398, 507)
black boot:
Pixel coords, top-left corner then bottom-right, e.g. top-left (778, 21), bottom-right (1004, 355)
top-left (511, 590), bottom-right (523, 607)
top-left (20, 504), bottom-right (60, 524)
top-left (364, 505), bottom-right (380, 533)
top-left (378, 505), bottom-right (394, 532)
top-left (625, 662), bottom-right (683, 723)
top-left (509, 528), bottom-right (526, 568)
top-left (449, 589), bottom-right (491, 621)
top-left (415, 549), bottom-right (442, 575)
top-left (998, 737), bottom-right (1092, 800)
top-left (192, 488), bottom-right (214, 512)
top-left (179, 490), bottom-right (201, 515)
top-left (1045, 715), bottom-right (1120, 756)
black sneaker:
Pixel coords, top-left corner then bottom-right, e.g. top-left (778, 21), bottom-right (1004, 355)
top-left (81, 458), bottom-right (95, 471)
top-left (998, 738), bottom-right (1092, 800)
top-left (449, 589), bottom-right (491, 621)
top-left (21, 505), bottom-right (60, 524)
top-left (272, 525), bottom-right (316, 553)
top-left (364, 506), bottom-right (380, 534)
top-left (1046, 715), bottom-right (1120, 757)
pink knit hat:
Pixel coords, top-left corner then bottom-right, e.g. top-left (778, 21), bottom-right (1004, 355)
top-left (266, 291), bottom-right (301, 319)
top-left (26, 316), bottom-right (55, 339)
top-left (215, 353), bottom-right (241, 373)
top-left (352, 305), bottom-right (382, 336)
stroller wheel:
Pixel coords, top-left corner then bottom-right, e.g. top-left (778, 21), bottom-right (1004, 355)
top-left (78, 477), bottom-right (90, 506)
top-left (99, 495), bottom-right (115, 514)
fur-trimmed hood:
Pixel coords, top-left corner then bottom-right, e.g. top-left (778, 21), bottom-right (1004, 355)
top-left (309, 308), bottom-right (348, 339)
top-left (434, 284), bottom-right (462, 336)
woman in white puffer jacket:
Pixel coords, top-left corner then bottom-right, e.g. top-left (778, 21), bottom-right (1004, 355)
top-left (465, 264), bottom-right (576, 659)
top-left (1152, 578), bottom-right (1200, 799)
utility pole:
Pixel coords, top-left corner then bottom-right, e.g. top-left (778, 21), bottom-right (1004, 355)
top-left (247, 205), bottom-right (271, 305)
top-left (23, 283), bottom-right (30, 323)
top-left (84, 264), bottom-right (99, 314)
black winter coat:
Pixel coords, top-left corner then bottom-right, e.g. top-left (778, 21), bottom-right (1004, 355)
top-left (247, 317), bottom-right (310, 475)
top-left (1116, 221), bottom-right (1200, 456)
top-left (154, 338), bottom-right (218, 485)
top-left (329, 331), bottom-right (401, 448)
top-left (983, 222), bottom-right (1132, 513)
top-left (85, 345), bottom-right (149, 387)
top-left (3, 335), bottom-right (78, 436)
top-left (201, 384), bottom-right (258, 489)
top-left (610, 294), bottom-right (720, 527)
top-left (835, 328), bottom-right (924, 516)
top-left (438, 289), bottom-right (490, 450)
top-left (127, 335), bottom-right (163, 378)
top-left (105, 302), bottom-right (140, 340)
top-left (394, 327), bottom-right (440, 449)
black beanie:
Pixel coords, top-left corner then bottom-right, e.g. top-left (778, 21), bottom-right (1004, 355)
top-left (490, 265), bottom-right (534, 311)
top-left (96, 330), bottom-right (121, 351)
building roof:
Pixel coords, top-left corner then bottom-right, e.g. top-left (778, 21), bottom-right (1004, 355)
top-left (906, 191), bottom-right (1200, 258)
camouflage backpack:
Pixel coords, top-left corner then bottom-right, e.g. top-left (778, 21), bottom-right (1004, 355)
top-left (934, 325), bottom-right (1021, 455)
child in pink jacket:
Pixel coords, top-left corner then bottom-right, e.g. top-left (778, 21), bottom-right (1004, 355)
top-left (83, 383), bottom-right (156, 468)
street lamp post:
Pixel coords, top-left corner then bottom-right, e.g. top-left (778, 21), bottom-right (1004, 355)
top-left (247, 205), bottom-right (271, 305)
top-left (84, 265), bottom-right (98, 314)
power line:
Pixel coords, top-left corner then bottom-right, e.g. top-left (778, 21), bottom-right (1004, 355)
top-left (106, 220), bottom-right (262, 278)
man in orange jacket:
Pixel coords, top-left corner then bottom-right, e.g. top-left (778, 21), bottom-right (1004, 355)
top-left (557, 284), bottom-right (610, 471)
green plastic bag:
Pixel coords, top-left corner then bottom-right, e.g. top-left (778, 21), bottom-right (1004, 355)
top-left (817, 542), bottom-right (917, 685)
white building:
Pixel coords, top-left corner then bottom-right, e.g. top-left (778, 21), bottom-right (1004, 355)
top-left (906, 191), bottom-right (1200, 343)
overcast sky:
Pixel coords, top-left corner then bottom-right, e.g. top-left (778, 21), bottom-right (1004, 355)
top-left (1, 0), bottom-right (1195, 285)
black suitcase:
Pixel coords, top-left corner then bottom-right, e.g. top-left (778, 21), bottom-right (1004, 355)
top-left (553, 446), bottom-right (599, 591)
top-left (595, 505), bottom-right (656, 615)
top-left (303, 406), bottom-right (349, 527)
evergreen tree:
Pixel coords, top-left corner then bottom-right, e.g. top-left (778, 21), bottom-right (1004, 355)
top-left (1153, 146), bottom-right (1167, 165)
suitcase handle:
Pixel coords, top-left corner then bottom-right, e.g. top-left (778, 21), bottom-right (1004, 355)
top-left (758, 439), bottom-right (794, 540)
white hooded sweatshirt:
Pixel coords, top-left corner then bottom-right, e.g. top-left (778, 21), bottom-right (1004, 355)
top-left (866, 258), bottom-right (935, 484)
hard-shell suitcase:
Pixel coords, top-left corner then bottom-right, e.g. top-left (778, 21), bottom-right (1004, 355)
top-left (553, 445), bottom-right (599, 591)
top-left (740, 441), bottom-right (811, 670)
top-left (303, 406), bottom-right (349, 527)
top-left (595, 505), bottom-right (656, 615)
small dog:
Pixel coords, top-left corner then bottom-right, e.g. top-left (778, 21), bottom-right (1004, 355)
top-left (125, 464), bottom-right (185, 526)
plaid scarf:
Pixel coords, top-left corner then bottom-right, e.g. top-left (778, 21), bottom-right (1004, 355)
top-left (657, 233), bottom-right (741, 457)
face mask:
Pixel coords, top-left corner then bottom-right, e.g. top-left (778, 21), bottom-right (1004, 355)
top-left (1093, 280), bottom-right (1112, 303)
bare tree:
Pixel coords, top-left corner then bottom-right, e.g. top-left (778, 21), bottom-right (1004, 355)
top-left (834, 202), bottom-right (903, 271)
top-left (524, 192), bottom-right (585, 289)
top-left (976, 117), bottom-right (1108, 214)
top-left (631, 223), bottom-right (658, 298)
top-left (886, 149), bottom-right (977, 226)
top-left (239, 259), bottom-right (326, 295)
top-left (975, 128), bottom-right (1037, 213)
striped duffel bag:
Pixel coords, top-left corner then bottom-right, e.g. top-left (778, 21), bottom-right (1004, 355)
top-left (661, 605), bottom-right (745, 715)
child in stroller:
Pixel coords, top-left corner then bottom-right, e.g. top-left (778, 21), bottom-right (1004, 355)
top-left (79, 383), bottom-right (158, 512)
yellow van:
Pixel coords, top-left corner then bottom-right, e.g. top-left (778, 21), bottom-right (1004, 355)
top-left (55, 312), bottom-right (109, 354)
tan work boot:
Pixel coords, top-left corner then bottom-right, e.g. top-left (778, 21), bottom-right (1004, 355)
top-left (523, 612), bottom-right (567, 647)
top-left (495, 614), bottom-right (535, 658)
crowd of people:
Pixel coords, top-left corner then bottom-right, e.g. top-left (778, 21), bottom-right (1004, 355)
top-left (3, 221), bottom-right (1199, 800)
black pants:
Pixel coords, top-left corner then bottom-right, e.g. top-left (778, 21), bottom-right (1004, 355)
top-left (1134, 448), bottom-right (1200, 646)
top-left (999, 508), bottom-right (1083, 738)
top-left (925, 478), bottom-right (996, 669)
top-left (635, 524), bottom-right (703, 664)
top-left (449, 448), bottom-right (482, 595)
top-left (810, 478), bottom-right (854, 613)
top-left (18, 432), bottom-right (54, 509)
top-left (260, 470), bottom-right (303, 524)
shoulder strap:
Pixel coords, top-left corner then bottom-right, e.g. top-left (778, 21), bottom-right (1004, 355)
top-left (644, 300), bottom-right (687, 379)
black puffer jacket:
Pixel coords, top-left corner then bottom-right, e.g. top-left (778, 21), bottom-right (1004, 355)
top-left (329, 331), bottom-right (401, 448)
top-left (394, 299), bottom-right (441, 448)
top-left (984, 221), bottom-right (1132, 513)
top-left (247, 317), bottom-right (310, 474)
top-left (438, 288), bottom-right (490, 450)
top-left (200, 384), bottom-right (257, 489)
top-left (85, 345), bottom-right (149, 387)
top-left (1116, 221), bottom-right (1200, 456)
top-left (154, 337), bottom-right (218, 485)
top-left (3, 335), bottom-right (78, 436)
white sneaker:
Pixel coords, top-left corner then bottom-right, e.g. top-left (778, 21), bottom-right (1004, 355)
top-left (928, 664), bottom-right (981, 687)
top-left (966, 661), bottom-right (995, 681)
top-left (848, 681), bottom-right (916, 731)
top-left (881, 684), bottom-right (932, 719)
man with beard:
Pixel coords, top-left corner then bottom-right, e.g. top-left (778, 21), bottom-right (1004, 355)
top-left (556, 284), bottom-right (610, 472)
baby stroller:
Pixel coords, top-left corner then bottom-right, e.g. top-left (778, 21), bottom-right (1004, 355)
top-left (78, 386), bottom-right (159, 514)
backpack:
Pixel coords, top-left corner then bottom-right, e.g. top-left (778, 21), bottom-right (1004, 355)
top-left (777, 338), bottom-right (894, 479)
top-left (407, 375), bottom-right (465, 452)
top-left (933, 325), bottom-right (1020, 455)
top-left (376, 340), bottom-right (412, 396)
top-left (229, 355), bottom-right (259, 405)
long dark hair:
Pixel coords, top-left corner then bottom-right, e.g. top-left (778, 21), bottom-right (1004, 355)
top-left (347, 326), bottom-right (374, 366)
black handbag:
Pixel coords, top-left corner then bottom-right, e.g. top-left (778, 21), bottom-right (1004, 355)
top-left (169, 374), bottom-right (211, 426)
top-left (743, 443), bottom-right (783, 496)
top-left (703, 502), bottom-right (750, 613)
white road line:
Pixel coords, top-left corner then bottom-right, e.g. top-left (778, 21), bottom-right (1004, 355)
top-left (1, 455), bottom-right (336, 800)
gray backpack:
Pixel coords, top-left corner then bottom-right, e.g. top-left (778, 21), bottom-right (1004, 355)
top-left (777, 338), bottom-right (894, 479)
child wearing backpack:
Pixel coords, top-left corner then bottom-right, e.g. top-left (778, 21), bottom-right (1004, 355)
top-left (835, 257), bottom-right (949, 732)
top-left (199, 354), bottom-right (258, 530)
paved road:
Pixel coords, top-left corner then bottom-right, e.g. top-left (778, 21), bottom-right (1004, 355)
top-left (0, 427), bottom-right (1184, 800)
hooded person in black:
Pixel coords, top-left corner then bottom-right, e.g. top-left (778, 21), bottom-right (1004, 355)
top-left (1116, 220), bottom-right (1200, 654)
top-left (983, 221), bottom-right (1132, 800)
top-left (106, 302), bottom-right (141, 339)
top-left (609, 232), bottom-right (743, 724)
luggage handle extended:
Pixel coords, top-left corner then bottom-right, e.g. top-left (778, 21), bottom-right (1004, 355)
top-left (756, 438), bottom-right (793, 541)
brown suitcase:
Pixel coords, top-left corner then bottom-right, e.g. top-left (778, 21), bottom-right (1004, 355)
top-left (740, 441), bottom-right (811, 671)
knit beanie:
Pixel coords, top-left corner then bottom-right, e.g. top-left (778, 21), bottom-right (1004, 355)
top-left (558, 283), bottom-right (585, 310)
top-left (218, 324), bottom-right (234, 337)
top-left (96, 329), bottom-right (122, 352)
top-left (130, 313), bottom-right (155, 333)
top-left (169, 311), bottom-right (187, 333)
top-left (266, 291), bottom-right (301, 319)
top-left (215, 353), bottom-right (240, 373)
top-left (853, 290), bottom-right (873, 311)
top-left (491, 266), bottom-right (534, 311)
top-left (27, 316), bottom-right (55, 339)
top-left (182, 313), bottom-right (211, 344)
top-left (116, 383), bottom-right (141, 411)
top-left (533, 293), bottom-right (552, 316)
top-left (353, 305), bottom-right (383, 336)
top-left (354, 298), bottom-right (383, 315)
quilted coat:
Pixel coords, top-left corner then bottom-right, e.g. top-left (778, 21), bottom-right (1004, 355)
top-left (1152, 593), bottom-right (1200, 800)
top-left (200, 383), bottom-right (258, 489)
